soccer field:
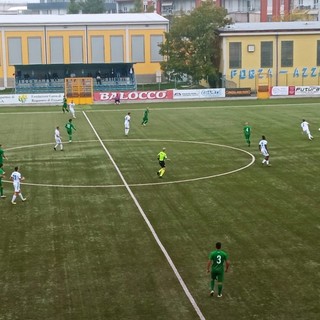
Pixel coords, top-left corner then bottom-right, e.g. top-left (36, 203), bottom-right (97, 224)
top-left (0, 98), bottom-right (319, 320)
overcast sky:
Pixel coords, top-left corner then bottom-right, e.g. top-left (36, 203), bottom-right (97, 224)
top-left (0, 0), bottom-right (40, 3)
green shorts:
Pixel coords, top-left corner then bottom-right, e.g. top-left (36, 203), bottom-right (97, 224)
top-left (211, 270), bottom-right (224, 282)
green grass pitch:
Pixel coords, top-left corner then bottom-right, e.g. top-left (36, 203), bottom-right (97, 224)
top-left (0, 98), bottom-right (319, 320)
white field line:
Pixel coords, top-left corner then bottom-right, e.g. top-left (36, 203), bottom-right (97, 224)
top-left (0, 101), bottom-right (318, 116)
top-left (3, 139), bottom-right (255, 188)
top-left (82, 111), bottom-right (206, 320)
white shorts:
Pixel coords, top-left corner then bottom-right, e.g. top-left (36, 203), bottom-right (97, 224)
top-left (261, 149), bottom-right (269, 157)
top-left (55, 137), bottom-right (62, 144)
top-left (13, 181), bottom-right (20, 193)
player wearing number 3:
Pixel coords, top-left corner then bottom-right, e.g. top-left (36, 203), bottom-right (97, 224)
top-left (207, 242), bottom-right (230, 298)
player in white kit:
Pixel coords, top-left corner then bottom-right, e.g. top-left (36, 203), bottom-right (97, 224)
top-left (69, 100), bottom-right (76, 118)
top-left (259, 135), bottom-right (271, 166)
top-left (54, 126), bottom-right (63, 151)
top-left (124, 112), bottom-right (131, 136)
top-left (300, 119), bottom-right (313, 140)
top-left (10, 166), bottom-right (26, 205)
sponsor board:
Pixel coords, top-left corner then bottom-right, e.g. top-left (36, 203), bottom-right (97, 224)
top-left (294, 86), bottom-right (320, 95)
top-left (94, 90), bottom-right (173, 101)
top-left (0, 93), bottom-right (64, 105)
top-left (173, 88), bottom-right (225, 99)
top-left (226, 88), bottom-right (251, 97)
top-left (270, 86), bottom-right (289, 96)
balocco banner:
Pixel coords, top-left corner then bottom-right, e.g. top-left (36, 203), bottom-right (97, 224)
top-left (94, 90), bottom-right (173, 101)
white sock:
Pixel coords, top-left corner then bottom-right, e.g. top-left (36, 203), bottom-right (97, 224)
top-left (19, 193), bottom-right (24, 199)
top-left (12, 195), bottom-right (16, 202)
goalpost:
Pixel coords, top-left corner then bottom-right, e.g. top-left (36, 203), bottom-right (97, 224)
top-left (64, 77), bottom-right (93, 105)
top-left (256, 73), bottom-right (271, 99)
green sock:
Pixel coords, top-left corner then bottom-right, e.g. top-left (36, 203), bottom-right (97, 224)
top-left (0, 186), bottom-right (3, 196)
top-left (218, 284), bottom-right (223, 295)
top-left (210, 279), bottom-right (215, 291)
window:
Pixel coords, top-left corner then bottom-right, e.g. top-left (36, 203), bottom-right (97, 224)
top-left (50, 37), bottom-right (63, 64)
top-left (317, 40), bottom-right (320, 66)
top-left (229, 42), bottom-right (241, 68)
top-left (110, 36), bottom-right (124, 62)
top-left (69, 37), bottom-right (83, 63)
top-left (260, 41), bottom-right (273, 68)
top-left (131, 35), bottom-right (145, 63)
top-left (91, 36), bottom-right (105, 63)
top-left (28, 37), bottom-right (42, 64)
top-left (8, 38), bottom-right (22, 65)
top-left (281, 41), bottom-right (293, 67)
top-left (150, 35), bottom-right (163, 62)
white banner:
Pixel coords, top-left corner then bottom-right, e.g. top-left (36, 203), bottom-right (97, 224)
top-left (271, 86), bottom-right (289, 96)
top-left (173, 88), bottom-right (225, 100)
top-left (294, 86), bottom-right (320, 95)
top-left (0, 93), bottom-right (64, 105)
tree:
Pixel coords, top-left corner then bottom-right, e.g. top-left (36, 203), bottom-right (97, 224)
top-left (80, 0), bottom-right (106, 14)
top-left (68, 0), bottom-right (80, 14)
top-left (131, 0), bottom-right (143, 13)
top-left (159, 1), bottom-right (231, 87)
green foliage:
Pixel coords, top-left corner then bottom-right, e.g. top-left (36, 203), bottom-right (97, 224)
top-left (159, 1), bottom-right (231, 86)
top-left (131, 0), bottom-right (143, 13)
top-left (68, 0), bottom-right (80, 14)
top-left (80, 0), bottom-right (106, 14)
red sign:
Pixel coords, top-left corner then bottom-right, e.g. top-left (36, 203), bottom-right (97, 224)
top-left (94, 90), bottom-right (173, 101)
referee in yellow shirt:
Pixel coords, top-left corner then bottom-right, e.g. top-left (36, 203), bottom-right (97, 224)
top-left (157, 147), bottom-right (167, 178)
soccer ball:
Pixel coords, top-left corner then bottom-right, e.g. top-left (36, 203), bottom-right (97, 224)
top-left (318, 128), bottom-right (320, 131)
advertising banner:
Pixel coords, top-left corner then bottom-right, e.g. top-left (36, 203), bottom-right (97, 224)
top-left (173, 88), bottom-right (225, 100)
top-left (294, 86), bottom-right (320, 96)
top-left (270, 86), bottom-right (289, 96)
top-left (94, 90), bottom-right (173, 102)
top-left (0, 93), bottom-right (64, 105)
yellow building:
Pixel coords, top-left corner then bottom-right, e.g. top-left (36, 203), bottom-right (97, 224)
top-left (0, 13), bottom-right (169, 88)
top-left (219, 21), bottom-right (320, 91)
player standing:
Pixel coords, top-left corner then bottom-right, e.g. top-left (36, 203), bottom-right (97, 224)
top-left (0, 163), bottom-right (6, 198)
top-left (259, 135), bottom-right (271, 166)
top-left (54, 126), bottom-right (63, 151)
top-left (141, 107), bottom-right (150, 126)
top-left (65, 119), bottom-right (76, 143)
top-left (10, 166), bottom-right (26, 205)
top-left (124, 112), bottom-right (131, 136)
top-left (243, 122), bottom-right (251, 146)
top-left (207, 242), bottom-right (230, 298)
top-left (62, 95), bottom-right (69, 113)
top-left (68, 100), bottom-right (76, 118)
top-left (0, 144), bottom-right (7, 166)
top-left (301, 119), bottom-right (313, 140)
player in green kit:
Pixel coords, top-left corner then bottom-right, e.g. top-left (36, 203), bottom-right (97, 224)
top-left (141, 107), bottom-right (149, 126)
top-left (65, 119), bottom-right (76, 142)
top-left (207, 242), bottom-right (230, 298)
top-left (0, 144), bottom-right (7, 166)
top-left (0, 163), bottom-right (6, 198)
top-left (243, 122), bottom-right (251, 146)
top-left (62, 95), bottom-right (69, 113)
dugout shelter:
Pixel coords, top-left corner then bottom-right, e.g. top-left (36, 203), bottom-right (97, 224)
top-left (14, 63), bottom-right (137, 97)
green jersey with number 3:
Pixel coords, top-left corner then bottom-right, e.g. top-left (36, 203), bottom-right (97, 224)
top-left (209, 250), bottom-right (228, 273)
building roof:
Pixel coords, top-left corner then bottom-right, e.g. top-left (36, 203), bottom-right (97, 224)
top-left (0, 13), bottom-right (169, 26)
top-left (219, 21), bottom-right (320, 34)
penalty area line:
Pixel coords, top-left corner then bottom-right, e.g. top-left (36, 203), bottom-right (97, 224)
top-left (82, 110), bottom-right (206, 320)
